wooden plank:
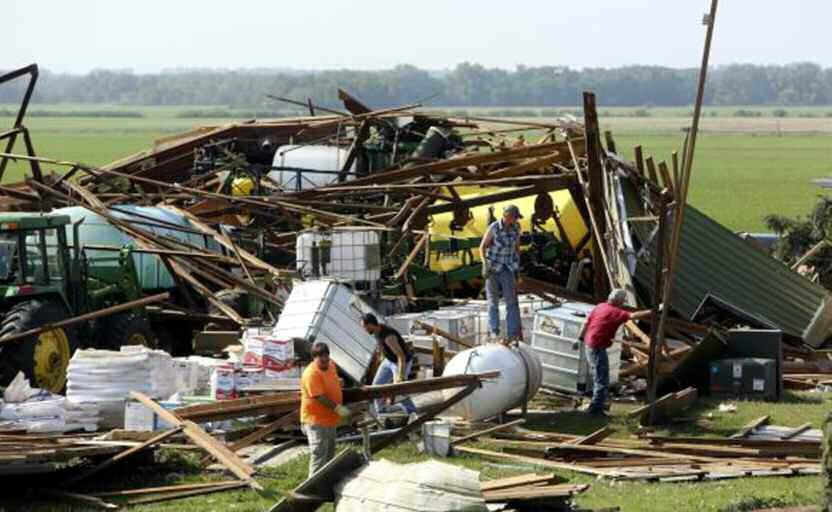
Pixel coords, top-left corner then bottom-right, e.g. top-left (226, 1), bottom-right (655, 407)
top-left (480, 473), bottom-right (559, 492)
top-left (229, 410), bottom-right (299, 453)
top-left (483, 483), bottom-right (589, 502)
top-left (394, 234), bottom-right (428, 280)
top-left (92, 480), bottom-right (244, 497)
top-left (781, 423), bottom-right (813, 440)
top-left (62, 426), bottom-right (184, 487)
top-left (658, 160), bottom-right (675, 197)
top-left (645, 156), bottom-right (659, 185)
top-left (370, 383), bottom-right (479, 454)
top-left (41, 490), bottom-right (118, 510)
top-left (450, 419), bottom-right (525, 447)
top-left (731, 415), bottom-right (772, 439)
top-left (568, 426), bottom-right (615, 446)
top-left (633, 146), bottom-right (645, 177)
top-left (124, 481), bottom-right (249, 506)
top-left (129, 392), bottom-right (259, 489)
top-left (454, 446), bottom-right (615, 477)
top-left (414, 319), bottom-right (475, 349)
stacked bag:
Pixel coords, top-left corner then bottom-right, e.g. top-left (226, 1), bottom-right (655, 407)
top-left (66, 346), bottom-right (179, 428)
top-left (0, 372), bottom-right (99, 433)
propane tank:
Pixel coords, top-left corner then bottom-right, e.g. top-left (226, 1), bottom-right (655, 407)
top-left (441, 343), bottom-right (542, 421)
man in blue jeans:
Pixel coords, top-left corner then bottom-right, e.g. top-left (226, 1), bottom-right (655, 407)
top-left (362, 313), bottom-right (417, 416)
top-left (479, 204), bottom-right (523, 342)
top-left (578, 289), bottom-right (654, 415)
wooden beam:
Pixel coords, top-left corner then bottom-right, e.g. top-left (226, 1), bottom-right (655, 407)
top-left (413, 320), bottom-right (475, 349)
top-left (583, 91), bottom-right (610, 301)
top-left (731, 415), bottom-right (771, 439)
top-left (0, 292), bottom-right (170, 347)
top-left (450, 419), bottom-right (525, 447)
top-left (129, 392), bottom-right (260, 489)
top-left (567, 426), bottom-right (614, 446)
top-left (62, 426), bottom-right (184, 487)
top-left (124, 481), bottom-right (249, 506)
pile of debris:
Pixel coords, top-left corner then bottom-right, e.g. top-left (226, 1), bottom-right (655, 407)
top-left (2, 57), bottom-right (832, 510)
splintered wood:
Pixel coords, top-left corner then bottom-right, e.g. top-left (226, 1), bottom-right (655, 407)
top-left (454, 420), bottom-right (821, 483)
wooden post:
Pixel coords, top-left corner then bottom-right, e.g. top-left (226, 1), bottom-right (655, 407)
top-left (647, 192), bottom-right (669, 424)
top-left (582, 91), bottom-right (610, 301)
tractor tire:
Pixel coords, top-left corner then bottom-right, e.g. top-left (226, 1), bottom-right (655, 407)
top-left (95, 312), bottom-right (156, 351)
top-left (0, 300), bottom-right (78, 393)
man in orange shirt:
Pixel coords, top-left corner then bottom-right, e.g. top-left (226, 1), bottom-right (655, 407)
top-left (301, 342), bottom-right (349, 476)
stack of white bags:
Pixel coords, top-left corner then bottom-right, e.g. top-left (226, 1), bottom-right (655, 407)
top-left (67, 346), bottom-right (179, 428)
top-left (0, 372), bottom-right (99, 433)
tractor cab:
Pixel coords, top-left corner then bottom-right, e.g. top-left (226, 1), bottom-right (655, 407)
top-left (0, 214), bottom-right (76, 307)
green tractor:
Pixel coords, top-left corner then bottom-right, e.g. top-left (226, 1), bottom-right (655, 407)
top-left (0, 212), bottom-right (151, 393)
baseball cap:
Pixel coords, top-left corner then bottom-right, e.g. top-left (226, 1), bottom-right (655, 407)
top-left (503, 204), bottom-right (523, 219)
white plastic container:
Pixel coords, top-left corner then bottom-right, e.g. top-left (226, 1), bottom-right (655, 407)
top-left (269, 145), bottom-right (356, 191)
top-left (441, 343), bottom-right (542, 422)
top-left (273, 280), bottom-right (378, 383)
top-left (531, 304), bottom-right (623, 393)
top-left (387, 312), bottom-right (427, 337)
top-left (413, 311), bottom-right (477, 351)
top-left (421, 420), bottom-right (451, 457)
top-left (296, 229), bottom-right (381, 283)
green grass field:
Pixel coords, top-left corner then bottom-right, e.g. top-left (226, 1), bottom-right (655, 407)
top-left (2, 107), bottom-right (829, 231)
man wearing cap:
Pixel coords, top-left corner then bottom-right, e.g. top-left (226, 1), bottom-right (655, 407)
top-left (578, 289), bottom-right (655, 415)
top-left (479, 204), bottom-right (524, 342)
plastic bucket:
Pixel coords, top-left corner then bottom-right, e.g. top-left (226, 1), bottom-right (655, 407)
top-left (421, 420), bottom-right (451, 457)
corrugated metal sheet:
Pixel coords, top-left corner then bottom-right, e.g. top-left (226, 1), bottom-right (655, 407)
top-left (620, 180), bottom-right (832, 346)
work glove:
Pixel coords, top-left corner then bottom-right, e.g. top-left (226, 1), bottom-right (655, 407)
top-left (482, 260), bottom-right (492, 279)
top-left (335, 405), bottom-right (351, 426)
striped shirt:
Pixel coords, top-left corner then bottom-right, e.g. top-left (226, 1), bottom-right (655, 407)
top-left (486, 220), bottom-right (520, 272)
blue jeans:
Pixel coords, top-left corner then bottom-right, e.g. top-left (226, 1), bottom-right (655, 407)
top-left (486, 268), bottom-right (521, 338)
top-left (586, 347), bottom-right (609, 413)
top-left (372, 358), bottom-right (416, 414)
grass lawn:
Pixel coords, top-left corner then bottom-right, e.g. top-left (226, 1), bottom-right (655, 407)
top-left (3, 392), bottom-right (828, 512)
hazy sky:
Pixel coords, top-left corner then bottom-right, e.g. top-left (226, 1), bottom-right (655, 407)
top-left (6, 0), bottom-right (830, 73)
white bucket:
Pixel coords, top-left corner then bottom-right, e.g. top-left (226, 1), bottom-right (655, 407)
top-left (421, 419), bottom-right (451, 457)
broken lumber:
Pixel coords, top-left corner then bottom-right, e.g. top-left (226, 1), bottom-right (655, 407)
top-left (450, 419), bottom-right (525, 447)
top-left (129, 392), bottom-right (261, 490)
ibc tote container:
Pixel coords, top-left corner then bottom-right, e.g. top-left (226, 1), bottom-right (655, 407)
top-left (531, 303), bottom-right (622, 394)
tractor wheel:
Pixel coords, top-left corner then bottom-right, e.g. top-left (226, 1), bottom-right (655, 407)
top-left (96, 312), bottom-right (156, 351)
top-left (0, 300), bottom-right (78, 393)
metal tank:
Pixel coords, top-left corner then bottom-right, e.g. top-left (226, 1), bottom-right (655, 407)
top-left (268, 145), bottom-right (356, 192)
top-left (54, 206), bottom-right (222, 291)
top-left (441, 343), bottom-right (542, 421)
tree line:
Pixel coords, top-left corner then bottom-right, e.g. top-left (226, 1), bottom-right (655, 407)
top-left (2, 62), bottom-right (831, 108)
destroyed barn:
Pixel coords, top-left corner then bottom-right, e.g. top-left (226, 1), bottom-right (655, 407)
top-left (1, 54), bottom-right (832, 511)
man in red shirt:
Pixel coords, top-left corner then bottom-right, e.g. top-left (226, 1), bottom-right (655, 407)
top-left (578, 289), bottom-right (655, 415)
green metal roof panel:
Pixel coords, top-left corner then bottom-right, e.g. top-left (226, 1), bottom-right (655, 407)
top-left (622, 180), bottom-right (832, 345)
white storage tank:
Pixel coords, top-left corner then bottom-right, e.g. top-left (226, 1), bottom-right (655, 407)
top-left (441, 343), bottom-right (542, 422)
top-left (269, 145), bottom-right (356, 192)
top-left (296, 229), bottom-right (381, 284)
